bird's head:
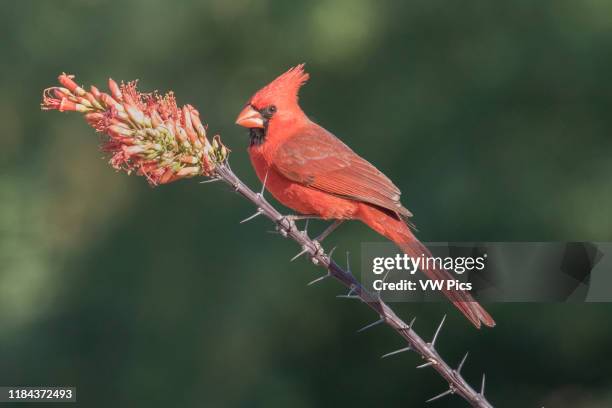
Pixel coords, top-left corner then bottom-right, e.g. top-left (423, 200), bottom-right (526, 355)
top-left (236, 64), bottom-right (309, 145)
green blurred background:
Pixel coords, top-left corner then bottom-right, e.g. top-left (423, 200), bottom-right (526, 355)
top-left (1, 1), bottom-right (612, 407)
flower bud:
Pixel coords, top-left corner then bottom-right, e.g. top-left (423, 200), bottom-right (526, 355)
top-left (108, 78), bottom-right (123, 101)
top-left (176, 166), bottom-right (200, 177)
top-left (126, 104), bottom-right (145, 126)
top-left (59, 99), bottom-right (88, 113)
top-left (90, 85), bottom-right (101, 99)
top-left (52, 88), bottom-right (71, 100)
top-left (58, 73), bottom-right (86, 96)
top-left (108, 125), bottom-right (133, 139)
top-left (85, 112), bottom-right (105, 128)
top-left (100, 93), bottom-right (122, 111)
top-left (173, 121), bottom-right (187, 143)
top-left (84, 92), bottom-right (103, 110)
top-left (122, 145), bottom-right (146, 157)
top-left (150, 110), bottom-right (163, 127)
top-left (182, 105), bottom-right (199, 146)
top-left (180, 155), bottom-right (199, 164)
top-left (159, 168), bottom-right (175, 184)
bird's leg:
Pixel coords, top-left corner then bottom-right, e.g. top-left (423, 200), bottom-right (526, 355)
top-left (286, 217), bottom-right (343, 263)
top-left (284, 214), bottom-right (324, 222)
top-left (309, 220), bottom-right (344, 261)
top-left (315, 219), bottom-right (343, 243)
top-left (278, 214), bottom-right (323, 236)
top-left (291, 217), bottom-right (344, 264)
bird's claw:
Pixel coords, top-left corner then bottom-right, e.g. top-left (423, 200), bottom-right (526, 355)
top-left (277, 214), bottom-right (307, 236)
top-left (310, 239), bottom-right (324, 265)
top-left (276, 222), bottom-right (289, 237)
top-left (276, 215), bottom-right (298, 238)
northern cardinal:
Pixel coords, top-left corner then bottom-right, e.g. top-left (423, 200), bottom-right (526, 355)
top-left (236, 65), bottom-right (495, 328)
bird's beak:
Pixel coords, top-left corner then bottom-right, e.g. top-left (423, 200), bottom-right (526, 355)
top-left (235, 105), bottom-right (264, 128)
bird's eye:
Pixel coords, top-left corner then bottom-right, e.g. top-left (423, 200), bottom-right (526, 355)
top-left (261, 105), bottom-right (277, 118)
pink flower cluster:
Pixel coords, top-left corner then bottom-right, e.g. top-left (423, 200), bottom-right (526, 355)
top-left (42, 74), bottom-right (228, 185)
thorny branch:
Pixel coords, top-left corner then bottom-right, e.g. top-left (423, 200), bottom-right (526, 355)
top-left (214, 163), bottom-right (494, 408)
top-left (41, 74), bottom-right (493, 407)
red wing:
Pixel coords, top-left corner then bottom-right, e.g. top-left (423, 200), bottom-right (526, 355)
top-left (272, 125), bottom-right (412, 218)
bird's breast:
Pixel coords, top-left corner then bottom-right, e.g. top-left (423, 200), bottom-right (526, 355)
top-left (248, 145), bottom-right (359, 219)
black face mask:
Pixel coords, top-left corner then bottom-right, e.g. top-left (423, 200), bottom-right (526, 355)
top-left (249, 126), bottom-right (266, 146)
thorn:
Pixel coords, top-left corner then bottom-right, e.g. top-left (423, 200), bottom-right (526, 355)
top-left (308, 273), bottom-right (330, 286)
top-left (266, 230), bottom-right (279, 234)
top-left (376, 269), bottom-right (391, 300)
top-left (430, 315), bottom-right (446, 347)
top-left (381, 346), bottom-right (411, 359)
top-left (401, 317), bottom-right (416, 331)
top-left (376, 269), bottom-right (389, 290)
top-left (336, 293), bottom-right (359, 299)
top-left (346, 251), bottom-right (351, 274)
top-left (457, 352), bottom-right (469, 374)
top-left (303, 218), bottom-right (309, 234)
top-left (417, 361), bottom-right (433, 369)
top-left (276, 223), bottom-right (289, 237)
top-left (240, 209), bottom-right (262, 224)
top-left (480, 373), bottom-right (486, 395)
top-left (199, 178), bottom-right (219, 184)
top-left (357, 318), bottom-right (384, 333)
top-left (259, 169), bottom-right (269, 196)
top-left (381, 269), bottom-right (391, 284)
top-left (327, 246), bottom-right (337, 261)
top-left (291, 247), bottom-right (309, 262)
top-left (426, 388), bottom-right (453, 403)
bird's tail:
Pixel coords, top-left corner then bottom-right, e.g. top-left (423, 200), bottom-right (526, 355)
top-left (358, 204), bottom-right (495, 329)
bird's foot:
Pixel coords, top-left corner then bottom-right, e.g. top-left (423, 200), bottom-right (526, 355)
top-left (285, 214), bottom-right (324, 230)
top-left (310, 239), bottom-right (324, 265)
top-left (277, 215), bottom-right (297, 237)
top-left (277, 214), bottom-right (322, 237)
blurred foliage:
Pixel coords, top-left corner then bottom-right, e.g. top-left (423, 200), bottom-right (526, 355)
top-left (1, 0), bottom-right (612, 407)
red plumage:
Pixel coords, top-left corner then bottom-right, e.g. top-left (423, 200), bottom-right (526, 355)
top-left (236, 65), bottom-right (495, 328)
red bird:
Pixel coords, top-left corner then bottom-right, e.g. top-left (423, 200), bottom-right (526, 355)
top-left (236, 65), bottom-right (495, 328)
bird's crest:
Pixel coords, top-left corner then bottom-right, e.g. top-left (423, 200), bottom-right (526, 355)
top-left (251, 64), bottom-right (309, 106)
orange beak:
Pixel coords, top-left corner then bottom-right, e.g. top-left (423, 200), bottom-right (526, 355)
top-left (235, 105), bottom-right (264, 128)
